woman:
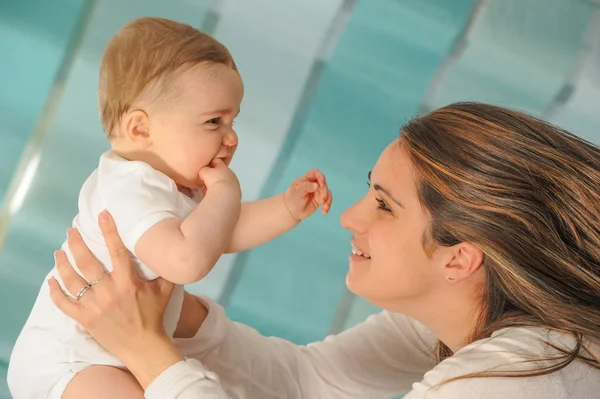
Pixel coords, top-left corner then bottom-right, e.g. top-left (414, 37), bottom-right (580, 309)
top-left (49, 103), bottom-right (600, 398)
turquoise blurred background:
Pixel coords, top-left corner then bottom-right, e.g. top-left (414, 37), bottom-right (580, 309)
top-left (1, 0), bottom-right (600, 397)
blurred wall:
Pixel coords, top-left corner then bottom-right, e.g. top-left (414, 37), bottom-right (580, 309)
top-left (1, 1), bottom-right (599, 397)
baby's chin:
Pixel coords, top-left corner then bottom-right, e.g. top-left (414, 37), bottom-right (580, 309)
top-left (176, 179), bottom-right (202, 191)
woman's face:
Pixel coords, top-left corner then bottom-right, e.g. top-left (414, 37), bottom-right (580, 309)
top-left (340, 141), bottom-right (447, 310)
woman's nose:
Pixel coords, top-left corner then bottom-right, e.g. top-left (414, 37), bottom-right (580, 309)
top-left (340, 198), bottom-right (368, 235)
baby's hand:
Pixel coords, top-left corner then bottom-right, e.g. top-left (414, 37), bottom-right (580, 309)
top-left (284, 169), bottom-right (333, 221)
top-left (199, 159), bottom-right (241, 196)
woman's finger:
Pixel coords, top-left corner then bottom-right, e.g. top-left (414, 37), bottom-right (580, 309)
top-left (54, 250), bottom-right (89, 298)
top-left (155, 277), bottom-right (175, 298)
top-left (48, 277), bottom-right (81, 320)
top-left (67, 228), bottom-right (105, 283)
top-left (98, 210), bottom-right (136, 282)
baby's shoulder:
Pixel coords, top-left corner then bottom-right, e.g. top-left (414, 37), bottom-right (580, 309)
top-left (95, 151), bottom-right (176, 192)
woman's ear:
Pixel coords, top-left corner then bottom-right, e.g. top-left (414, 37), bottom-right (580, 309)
top-left (443, 242), bottom-right (483, 283)
top-left (121, 109), bottom-right (152, 147)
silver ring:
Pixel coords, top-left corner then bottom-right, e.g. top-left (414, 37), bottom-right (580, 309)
top-left (75, 283), bottom-right (92, 301)
top-left (90, 271), bottom-right (108, 286)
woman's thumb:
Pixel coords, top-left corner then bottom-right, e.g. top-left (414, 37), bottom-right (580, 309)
top-left (156, 277), bottom-right (175, 297)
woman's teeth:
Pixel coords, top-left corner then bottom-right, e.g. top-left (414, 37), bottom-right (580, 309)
top-left (351, 246), bottom-right (371, 258)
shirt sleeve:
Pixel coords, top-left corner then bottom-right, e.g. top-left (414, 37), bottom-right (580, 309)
top-left (171, 297), bottom-right (437, 398)
top-left (404, 328), bottom-right (574, 399)
top-left (407, 374), bottom-right (566, 399)
top-left (101, 163), bottom-right (183, 256)
top-left (144, 359), bottom-right (229, 399)
top-left (154, 298), bottom-right (589, 398)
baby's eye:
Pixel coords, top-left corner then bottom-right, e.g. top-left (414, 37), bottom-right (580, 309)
top-left (207, 117), bottom-right (221, 124)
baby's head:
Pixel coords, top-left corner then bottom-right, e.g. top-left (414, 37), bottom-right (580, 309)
top-left (99, 17), bottom-right (243, 189)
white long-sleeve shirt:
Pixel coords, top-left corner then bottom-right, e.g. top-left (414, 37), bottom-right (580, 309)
top-left (145, 297), bottom-right (600, 399)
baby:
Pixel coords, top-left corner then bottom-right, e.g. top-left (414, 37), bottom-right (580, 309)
top-left (7, 17), bottom-right (332, 399)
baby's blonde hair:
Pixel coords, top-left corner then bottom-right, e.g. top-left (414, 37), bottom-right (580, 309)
top-left (98, 17), bottom-right (237, 137)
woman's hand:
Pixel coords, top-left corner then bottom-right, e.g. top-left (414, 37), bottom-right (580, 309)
top-left (49, 210), bottom-right (184, 388)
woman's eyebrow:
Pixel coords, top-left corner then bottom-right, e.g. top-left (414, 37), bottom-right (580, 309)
top-left (368, 171), bottom-right (404, 208)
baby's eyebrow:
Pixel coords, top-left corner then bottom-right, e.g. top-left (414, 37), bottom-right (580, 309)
top-left (198, 108), bottom-right (241, 117)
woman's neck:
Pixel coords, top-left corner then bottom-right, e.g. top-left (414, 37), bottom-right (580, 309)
top-left (422, 293), bottom-right (482, 353)
top-left (388, 278), bottom-right (485, 353)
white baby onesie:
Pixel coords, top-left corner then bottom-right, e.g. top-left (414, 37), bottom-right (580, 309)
top-left (8, 150), bottom-right (203, 399)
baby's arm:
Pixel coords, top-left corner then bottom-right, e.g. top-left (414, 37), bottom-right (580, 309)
top-left (225, 194), bottom-right (299, 253)
top-left (226, 169), bottom-right (332, 253)
top-left (135, 160), bottom-right (241, 284)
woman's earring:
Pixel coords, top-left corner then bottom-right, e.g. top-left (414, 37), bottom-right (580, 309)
top-left (446, 275), bottom-right (456, 281)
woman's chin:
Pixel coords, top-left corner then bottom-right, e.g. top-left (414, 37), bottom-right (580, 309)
top-left (345, 272), bottom-right (357, 294)
top-left (345, 261), bottom-right (369, 295)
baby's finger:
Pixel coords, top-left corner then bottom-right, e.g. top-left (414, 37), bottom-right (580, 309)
top-left (305, 169), bottom-right (326, 187)
top-left (198, 165), bottom-right (212, 179)
top-left (302, 181), bottom-right (319, 193)
top-left (314, 170), bottom-right (327, 187)
top-left (322, 188), bottom-right (333, 214)
top-left (210, 158), bottom-right (226, 168)
top-left (317, 188), bottom-right (327, 209)
top-left (313, 187), bottom-right (323, 205)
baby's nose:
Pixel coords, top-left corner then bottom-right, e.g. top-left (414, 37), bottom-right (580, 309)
top-left (223, 129), bottom-right (238, 147)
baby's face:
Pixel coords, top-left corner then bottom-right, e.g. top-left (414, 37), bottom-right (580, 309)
top-left (148, 62), bottom-right (243, 189)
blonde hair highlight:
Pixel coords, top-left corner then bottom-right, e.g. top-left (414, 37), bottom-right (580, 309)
top-left (401, 102), bottom-right (600, 385)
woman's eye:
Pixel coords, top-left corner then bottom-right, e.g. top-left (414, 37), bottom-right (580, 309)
top-left (375, 198), bottom-right (392, 213)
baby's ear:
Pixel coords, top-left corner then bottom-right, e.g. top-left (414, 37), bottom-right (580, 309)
top-left (122, 109), bottom-right (151, 146)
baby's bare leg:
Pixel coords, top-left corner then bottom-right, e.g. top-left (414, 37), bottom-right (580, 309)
top-left (62, 365), bottom-right (144, 399)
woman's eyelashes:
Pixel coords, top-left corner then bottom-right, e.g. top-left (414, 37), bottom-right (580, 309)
top-left (367, 181), bottom-right (392, 214)
top-left (375, 198), bottom-right (392, 213)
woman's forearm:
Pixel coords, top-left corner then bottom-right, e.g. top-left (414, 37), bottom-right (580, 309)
top-left (175, 297), bottom-right (433, 398)
top-left (123, 295), bottom-right (229, 398)
top-left (121, 335), bottom-right (230, 399)
top-left (119, 334), bottom-right (185, 389)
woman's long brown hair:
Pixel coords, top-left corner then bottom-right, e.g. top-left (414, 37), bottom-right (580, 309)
top-left (401, 102), bottom-right (600, 382)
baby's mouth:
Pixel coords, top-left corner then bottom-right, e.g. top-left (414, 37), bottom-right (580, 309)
top-left (219, 156), bottom-right (231, 166)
